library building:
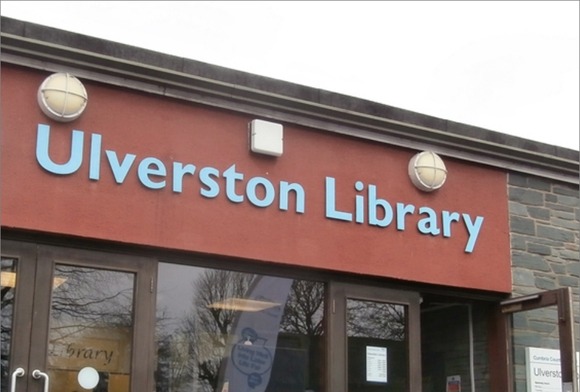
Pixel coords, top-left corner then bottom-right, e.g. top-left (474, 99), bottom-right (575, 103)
top-left (1, 16), bottom-right (578, 392)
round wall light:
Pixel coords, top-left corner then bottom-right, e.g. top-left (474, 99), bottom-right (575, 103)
top-left (408, 151), bottom-right (448, 192)
top-left (37, 73), bottom-right (88, 122)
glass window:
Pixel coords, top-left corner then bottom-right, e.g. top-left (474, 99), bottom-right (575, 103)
top-left (1, 257), bottom-right (18, 391)
top-left (511, 306), bottom-right (561, 392)
top-left (155, 263), bottom-right (325, 392)
top-left (47, 265), bottom-right (136, 392)
top-left (346, 299), bottom-right (408, 391)
top-left (421, 301), bottom-right (490, 392)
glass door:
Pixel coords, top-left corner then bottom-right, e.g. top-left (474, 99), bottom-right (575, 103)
top-left (1, 240), bottom-right (156, 392)
top-left (328, 283), bottom-right (422, 392)
top-left (491, 289), bottom-right (579, 392)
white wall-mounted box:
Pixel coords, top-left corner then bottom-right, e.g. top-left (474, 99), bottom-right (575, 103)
top-left (250, 119), bottom-right (283, 157)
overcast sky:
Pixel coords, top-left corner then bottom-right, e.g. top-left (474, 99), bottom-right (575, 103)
top-left (2, 1), bottom-right (579, 151)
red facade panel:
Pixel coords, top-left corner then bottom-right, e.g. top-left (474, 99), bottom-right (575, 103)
top-left (1, 65), bottom-right (511, 292)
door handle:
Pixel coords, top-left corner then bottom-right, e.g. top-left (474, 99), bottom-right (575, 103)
top-left (32, 369), bottom-right (49, 392)
top-left (10, 367), bottom-right (25, 392)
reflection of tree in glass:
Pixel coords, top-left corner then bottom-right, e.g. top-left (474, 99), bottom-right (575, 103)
top-left (155, 269), bottom-right (325, 392)
top-left (280, 280), bottom-right (324, 336)
top-left (347, 300), bottom-right (405, 341)
top-left (52, 266), bottom-right (133, 325)
top-left (156, 270), bottom-right (255, 392)
top-left (156, 329), bottom-right (195, 392)
top-left (50, 266), bottom-right (134, 343)
top-left (1, 258), bottom-right (16, 392)
top-left (189, 269), bottom-right (256, 391)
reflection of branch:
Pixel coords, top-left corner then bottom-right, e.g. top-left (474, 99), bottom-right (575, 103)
top-left (48, 323), bottom-right (121, 343)
top-left (48, 267), bottom-right (134, 346)
top-left (155, 270), bottom-right (256, 391)
top-left (155, 271), bottom-right (327, 392)
top-left (54, 287), bottom-right (132, 308)
top-left (1, 287), bottom-right (13, 302)
top-left (281, 280), bottom-right (325, 336)
top-left (2, 273), bottom-right (16, 387)
top-left (347, 302), bottom-right (406, 340)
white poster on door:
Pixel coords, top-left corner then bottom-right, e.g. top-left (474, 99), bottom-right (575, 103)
top-left (526, 347), bottom-right (580, 392)
top-left (366, 346), bottom-right (387, 383)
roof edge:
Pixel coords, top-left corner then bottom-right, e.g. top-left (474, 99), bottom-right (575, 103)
top-left (1, 16), bottom-right (578, 184)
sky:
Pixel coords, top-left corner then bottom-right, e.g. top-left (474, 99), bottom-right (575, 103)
top-left (2, 1), bottom-right (579, 151)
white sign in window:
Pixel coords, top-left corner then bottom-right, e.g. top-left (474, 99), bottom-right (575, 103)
top-left (446, 375), bottom-right (461, 392)
top-left (366, 346), bottom-right (387, 383)
top-left (526, 347), bottom-right (580, 392)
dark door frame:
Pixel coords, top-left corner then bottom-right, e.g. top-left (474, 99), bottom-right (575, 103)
top-left (328, 282), bottom-right (422, 392)
top-left (2, 240), bottom-right (157, 392)
top-left (489, 288), bottom-right (578, 392)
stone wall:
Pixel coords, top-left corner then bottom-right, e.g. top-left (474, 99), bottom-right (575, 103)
top-left (508, 172), bottom-right (579, 391)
